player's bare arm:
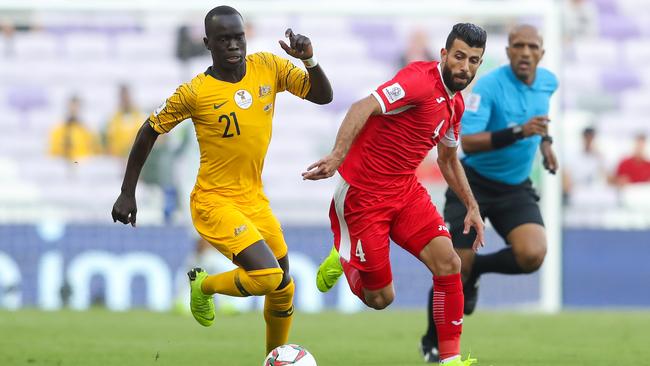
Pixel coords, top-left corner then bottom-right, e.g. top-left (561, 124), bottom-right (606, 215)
top-left (111, 121), bottom-right (159, 226)
top-left (302, 95), bottom-right (381, 180)
top-left (461, 115), bottom-right (549, 153)
top-left (437, 143), bottom-right (485, 251)
top-left (279, 28), bottom-right (333, 105)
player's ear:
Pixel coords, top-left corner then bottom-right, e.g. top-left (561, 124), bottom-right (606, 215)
top-left (203, 37), bottom-right (210, 50)
top-left (440, 48), bottom-right (448, 62)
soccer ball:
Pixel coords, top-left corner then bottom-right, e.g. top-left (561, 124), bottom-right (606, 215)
top-left (263, 344), bottom-right (317, 366)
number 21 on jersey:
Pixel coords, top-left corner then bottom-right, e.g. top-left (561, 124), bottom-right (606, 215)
top-left (218, 112), bottom-right (241, 138)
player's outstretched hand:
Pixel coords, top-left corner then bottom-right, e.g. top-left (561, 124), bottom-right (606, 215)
top-left (541, 141), bottom-right (558, 174)
top-left (302, 153), bottom-right (343, 181)
top-left (279, 28), bottom-right (313, 60)
top-left (112, 192), bottom-right (137, 227)
top-left (522, 116), bottom-right (549, 137)
top-left (463, 206), bottom-right (485, 252)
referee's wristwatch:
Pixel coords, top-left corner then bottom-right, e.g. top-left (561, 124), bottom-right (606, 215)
top-left (512, 125), bottom-right (525, 139)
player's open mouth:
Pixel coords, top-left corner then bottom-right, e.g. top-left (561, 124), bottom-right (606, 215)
top-left (226, 56), bottom-right (242, 63)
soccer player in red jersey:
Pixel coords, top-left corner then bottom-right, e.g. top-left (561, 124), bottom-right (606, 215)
top-left (303, 24), bottom-right (487, 365)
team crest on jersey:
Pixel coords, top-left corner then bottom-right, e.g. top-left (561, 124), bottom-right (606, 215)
top-left (234, 89), bottom-right (253, 109)
top-left (382, 82), bottom-right (405, 104)
top-left (465, 93), bottom-right (481, 112)
top-left (153, 101), bottom-right (166, 116)
top-left (258, 84), bottom-right (272, 98)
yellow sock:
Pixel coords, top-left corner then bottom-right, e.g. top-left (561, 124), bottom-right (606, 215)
top-left (264, 278), bottom-right (295, 354)
top-left (201, 267), bottom-right (283, 297)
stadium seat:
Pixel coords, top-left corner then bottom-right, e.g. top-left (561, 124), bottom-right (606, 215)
top-left (621, 184), bottom-right (650, 210)
top-left (12, 32), bottom-right (62, 60)
top-left (63, 33), bottom-right (111, 60)
top-left (574, 38), bottom-right (619, 66)
top-left (115, 31), bottom-right (176, 60)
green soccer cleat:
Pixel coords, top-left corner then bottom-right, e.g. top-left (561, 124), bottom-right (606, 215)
top-left (442, 355), bottom-right (478, 366)
top-left (187, 267), bottom-right (215, 327)
top-left (316, 247), bottom-right (343, 293)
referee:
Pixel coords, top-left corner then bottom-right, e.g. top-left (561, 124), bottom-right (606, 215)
top-left (420, 24), bottom-right (559, 363)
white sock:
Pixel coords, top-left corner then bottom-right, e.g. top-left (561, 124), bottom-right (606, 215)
top-left (441, 355), bottom-right (460, 364)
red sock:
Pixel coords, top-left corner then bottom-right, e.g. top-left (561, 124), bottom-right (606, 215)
top-left (341, 258), bottom-right (366, 305)
top-left (433, 273), bottom-right (463, 360)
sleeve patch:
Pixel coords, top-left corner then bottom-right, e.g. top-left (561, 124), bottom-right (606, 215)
top-left (382, 82), bottom-right (405, 104)
top-left (154, 101), bottom-right (166, 116)
top-left (465, 93), bottom-right (481, 113)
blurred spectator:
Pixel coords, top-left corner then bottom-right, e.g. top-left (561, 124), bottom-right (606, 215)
top-left (48, 95), bottom-right (99, 161)
top-left (613, 134), bottom-right (650, 186)
top-left (140, 132), bottom-right (177, 223)
top-left (104, 85), bottom-right (145, 157)
top-left (399, 29), bottom-right (434, 68)
top-left (562, 0), bottom-right (598, 42)
top-left (563, 127), bottom-right (607, 203)
top-left (173, 237), bottom-right (242, 315)
top-left (175, 24), bottom-right (207, 62)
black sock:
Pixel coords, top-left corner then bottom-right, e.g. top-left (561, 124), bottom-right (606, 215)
top-left (472, 247), bottom-right (524, 278)
top-left (423, 286), bottom-right (438, 345)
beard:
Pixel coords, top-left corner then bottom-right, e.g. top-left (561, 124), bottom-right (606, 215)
top-left (441, 65), bottom-right (474, 92)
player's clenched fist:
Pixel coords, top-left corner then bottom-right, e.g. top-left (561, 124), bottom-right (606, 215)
top-left (112, 193), bottom-right (137, 227)
top-left (279, 28), bottom-right (313, 60)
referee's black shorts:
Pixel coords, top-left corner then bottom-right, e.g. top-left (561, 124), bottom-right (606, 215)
top-left (443, 162), bottom-right (544, 249)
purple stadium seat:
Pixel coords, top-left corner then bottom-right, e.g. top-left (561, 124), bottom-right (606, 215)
top-left (591, 0), bottom-right (619, 14)
top-left (601, 68), bottom-right (641, 91)
top-left (599, 14), bottom-right (640, 39)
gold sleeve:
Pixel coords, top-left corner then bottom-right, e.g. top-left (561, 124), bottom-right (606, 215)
top-left (271, 53), bottom-right (311, 99)
top-left (149, 81), bottom-right (197, 134)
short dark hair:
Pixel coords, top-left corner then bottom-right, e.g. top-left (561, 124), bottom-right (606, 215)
top-left (204, 6), bottom-right (242, 33)
top-left (445, 23), bottom-right (487, 50)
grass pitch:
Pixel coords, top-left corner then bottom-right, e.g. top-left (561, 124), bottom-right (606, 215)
top-left (1, 309), bottom-right (648, 365)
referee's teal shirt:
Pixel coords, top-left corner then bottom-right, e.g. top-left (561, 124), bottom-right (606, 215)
top-left (461, 65), bottom-right (558, 185)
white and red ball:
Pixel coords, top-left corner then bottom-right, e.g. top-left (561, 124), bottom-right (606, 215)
top-left (263, 344), bottom-right (317, 366)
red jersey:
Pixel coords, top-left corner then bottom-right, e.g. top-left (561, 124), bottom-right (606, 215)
top-left (616, 157), bottom-right (650, 183)
top-left (339, 61), bottom-right (465, 190)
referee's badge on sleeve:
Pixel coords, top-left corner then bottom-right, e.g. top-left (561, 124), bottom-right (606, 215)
top-left (382, 83), bottom-right (405, 104)
top-left (465, 93), bottom-right (481, 112)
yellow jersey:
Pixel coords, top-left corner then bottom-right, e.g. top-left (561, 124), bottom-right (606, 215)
top-left (105, 110), bottom-right (146, 157)
top-left (49, 121), bottom-right (99, 161)
top-left (149, 52), bottom-right (311, 203)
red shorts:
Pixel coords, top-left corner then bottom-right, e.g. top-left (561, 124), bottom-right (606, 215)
top-left (329, 176), bottom-right (450, 290)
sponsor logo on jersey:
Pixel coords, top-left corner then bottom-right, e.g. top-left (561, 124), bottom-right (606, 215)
top-left (436, 96), bottom-right (446, 104)
top-left (234, 89), bottom-right (253, 109)
top-left (466, 93), bottom-right (481, 112)
top-left (259, 84), bottom-right (272, 98)
top-left (153, 101), bottom-right (166, 116)
top-left (263, 103), bottom-right (273, 113)
top-left (234, 224), bottom-right (248, 237)
top-left (451, 318), bottom-right (463, 326)
top-left (382, 82), bottom-right (405, 104)
top-left (213, 101), bottom-right (228, 110)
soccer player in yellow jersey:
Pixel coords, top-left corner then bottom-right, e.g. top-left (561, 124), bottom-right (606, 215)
top-left (111, 5), bottom-right (332, 355)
